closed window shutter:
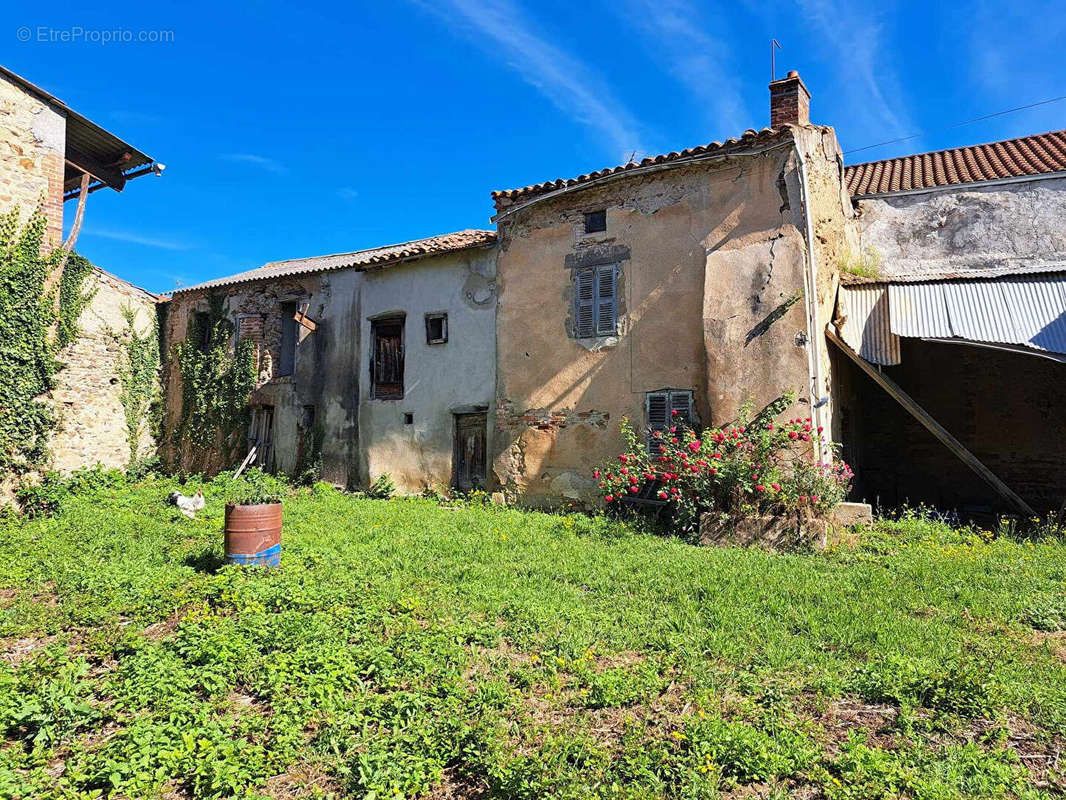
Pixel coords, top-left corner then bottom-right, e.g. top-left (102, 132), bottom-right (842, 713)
top-left (646, 391), bottom-right (669, 450)
top-left (595, 265), bottom-right (617, 335)
top-left (669, 391), bottom-right (693, 426)
top-left (574, 269), bottom-right (596, 338)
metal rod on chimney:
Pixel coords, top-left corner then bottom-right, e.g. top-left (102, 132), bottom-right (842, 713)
top-left (771, 39), bottom-right (781, 81)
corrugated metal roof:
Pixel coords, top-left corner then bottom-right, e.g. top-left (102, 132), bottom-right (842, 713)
top-left (0, 65), bottom-right (157, 197)
top-left (839, 271), bottom-right (1066, 361)
top-left (171, 229), bottom-right (497, 295)
top-left (838, 284), bottom-right (900, 365)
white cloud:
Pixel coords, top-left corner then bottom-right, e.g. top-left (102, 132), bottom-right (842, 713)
top-left (220, 153), bottom-right (287, 174)
top-left (796, 0), bottom-right (914, 140)
top-left (83, 227), bottom-right (192, 251)
top-left (337, 187), bottom-right (359, 200)
top-left (616, 0), bottom-right (749, 137)
top-left (416, 0), bottom-right (646, 159)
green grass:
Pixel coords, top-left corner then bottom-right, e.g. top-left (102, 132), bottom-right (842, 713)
top-left (1, 478), bottom-right (1065, 798)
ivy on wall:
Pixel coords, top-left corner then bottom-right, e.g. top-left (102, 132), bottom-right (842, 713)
top-left (172, 294), bottom-right (256, 474)
top-left (57, 252), bottom-right (96, 350)
top-left (111, 304), bottom-right (161, 466)
top-left (0, 206), bottom-right (94, 475)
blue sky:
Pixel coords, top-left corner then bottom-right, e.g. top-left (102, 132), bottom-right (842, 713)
top-left (8, 0), bottom-right (1065, 292)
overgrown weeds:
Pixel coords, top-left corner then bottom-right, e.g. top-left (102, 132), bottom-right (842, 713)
top-left (0, 482), bottom-right (1064, 797)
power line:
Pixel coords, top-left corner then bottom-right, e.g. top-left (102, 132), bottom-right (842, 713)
top-left (843, 93), bottom-right (1066, 156)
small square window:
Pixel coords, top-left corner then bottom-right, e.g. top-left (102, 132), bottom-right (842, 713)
top-left (403, 412), bottom-right (414, 425)
top-left (584, 209), bottom-right (607, 234)
top-left (425, 313), bottom-right (448, 344)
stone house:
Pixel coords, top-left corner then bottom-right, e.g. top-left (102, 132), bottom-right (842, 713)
top-left (0, 65), bottom-right (163, 478)
top-left (27, 56), bottom-right (1052, 517)
top-left (158, 70), bottom-right (1066, 517)
top-left (489, 73), bottom-right (854, 504)
top-left (162, 231), bottom-right (497, 492)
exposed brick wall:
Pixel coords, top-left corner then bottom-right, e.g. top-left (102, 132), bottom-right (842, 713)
top-left (0, 72), bottom-right (66, 248)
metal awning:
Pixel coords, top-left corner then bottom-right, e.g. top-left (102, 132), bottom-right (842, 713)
top-left (837, 271), bottom-right (1066, 365)
top-left (0, 65), bottom-right (160, 199)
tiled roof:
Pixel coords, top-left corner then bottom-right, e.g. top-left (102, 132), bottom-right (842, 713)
top-left (492, 127), bottom-right (789, 210)
top-left (171, 230), bottom-right (497, 295)
top-left (845, 130), bottom-right (1066, 197)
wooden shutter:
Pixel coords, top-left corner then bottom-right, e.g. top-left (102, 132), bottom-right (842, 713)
top-left (646, 391), bottom-right (669, 450)
top-left (574, 269), bottom-right (596, 338)
top-left (372, 318), bottom-right (404, 399)
top-left (669, 391), bottom-right (693, 426)
top-left (595, 265), bottom-right (617, 335)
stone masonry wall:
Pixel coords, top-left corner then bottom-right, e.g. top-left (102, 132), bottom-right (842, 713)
top-left (50, 268), bottom-right (159, 472)
top-left (0, 72), bottom-right (65, 249)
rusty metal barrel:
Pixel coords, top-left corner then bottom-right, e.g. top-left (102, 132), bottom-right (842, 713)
top-left (224, 503), bottom-right (282, 567)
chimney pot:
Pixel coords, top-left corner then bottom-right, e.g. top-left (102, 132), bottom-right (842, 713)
top-left (769, 70), bottom-right (811, 127)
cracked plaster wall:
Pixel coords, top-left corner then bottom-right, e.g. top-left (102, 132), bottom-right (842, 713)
top-left (493, 126), bottom-right (854, 505)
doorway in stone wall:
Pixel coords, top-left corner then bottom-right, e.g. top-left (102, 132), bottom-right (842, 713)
top-left (453, 412), bottom-right (487, 491)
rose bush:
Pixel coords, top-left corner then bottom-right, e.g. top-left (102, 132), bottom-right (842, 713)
top-left (593, 394), bottom-right (853, 536)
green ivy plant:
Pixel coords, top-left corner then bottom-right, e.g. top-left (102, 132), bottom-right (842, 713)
top-left (56, 252), bottom-right (96, 350)
top-left (0, 206), bottom-right (94, 475)
top-left (171, 294), bottom-right (256, 474)
top-left (109, 304), bottom-right (161, 466)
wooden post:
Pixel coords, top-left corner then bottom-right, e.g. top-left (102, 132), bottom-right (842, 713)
top-left (827, 328), bottom-right (1036, 517)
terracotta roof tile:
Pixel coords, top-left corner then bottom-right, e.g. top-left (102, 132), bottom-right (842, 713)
top-left (171, 229), bottom-right (497, 295)
top-left (845, 130), bottom-right (1066, 196)
top-left (492, 127), bottom-right (789, 210)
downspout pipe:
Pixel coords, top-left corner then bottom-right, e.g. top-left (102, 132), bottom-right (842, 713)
top-left (793, 139), bottom-right (832, 462)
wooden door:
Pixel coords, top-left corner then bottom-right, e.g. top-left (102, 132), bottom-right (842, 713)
top-left (251, 406), bottom-right (275, 471)
top-left (453, 413), bottom-right (487, 491)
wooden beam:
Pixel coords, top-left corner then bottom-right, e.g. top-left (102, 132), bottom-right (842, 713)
top-left (294, 304), bottom-right (317, 332)
top-left (827, 328), bottom-right (1036, 517)
top-left (65, 148), bottom-right (127, 192)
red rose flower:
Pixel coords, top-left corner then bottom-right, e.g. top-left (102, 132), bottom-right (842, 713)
top-left (755, 484), bottom-right (765, 492)
top-left (671, 409), bottom-right (679, 416)
top-left (629, 485), bottom-right (639, 493)
top-left (771, 483), bottom-right (780, 491)
top-left (592, 470), bottom-right (600, 479)
top-left (605, 494), bottom-right (614, 502)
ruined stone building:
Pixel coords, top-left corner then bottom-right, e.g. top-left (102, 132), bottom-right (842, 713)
top-left (156, 71), bottom-right (1066, 515)
top-left (8, 57), bottom-right (1062, 516)
top-left (0, 65), bottom-right (163, 480)
top-left (162, 231), bottom-right (498, 492)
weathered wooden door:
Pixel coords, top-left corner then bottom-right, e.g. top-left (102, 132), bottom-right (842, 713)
top-left (251, 406), bottom-right (275, 471)
top-left (453, 413), bottom-right (487, 491)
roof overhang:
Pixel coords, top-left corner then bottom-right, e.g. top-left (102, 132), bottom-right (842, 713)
top-left (836, 269), bottom-right (1066, 365)
top-left (0, 65), bottom-right (162, 200)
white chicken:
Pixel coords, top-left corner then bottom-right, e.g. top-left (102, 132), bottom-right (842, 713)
top-left (168, 489), bottom-right (205, 519)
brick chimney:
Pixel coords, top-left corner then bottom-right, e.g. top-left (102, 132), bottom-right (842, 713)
top-left (769, 70), bottom-right (810, 127)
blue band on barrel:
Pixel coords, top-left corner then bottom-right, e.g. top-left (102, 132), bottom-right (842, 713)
top-left (226, 543), bottom-right (281, 567)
